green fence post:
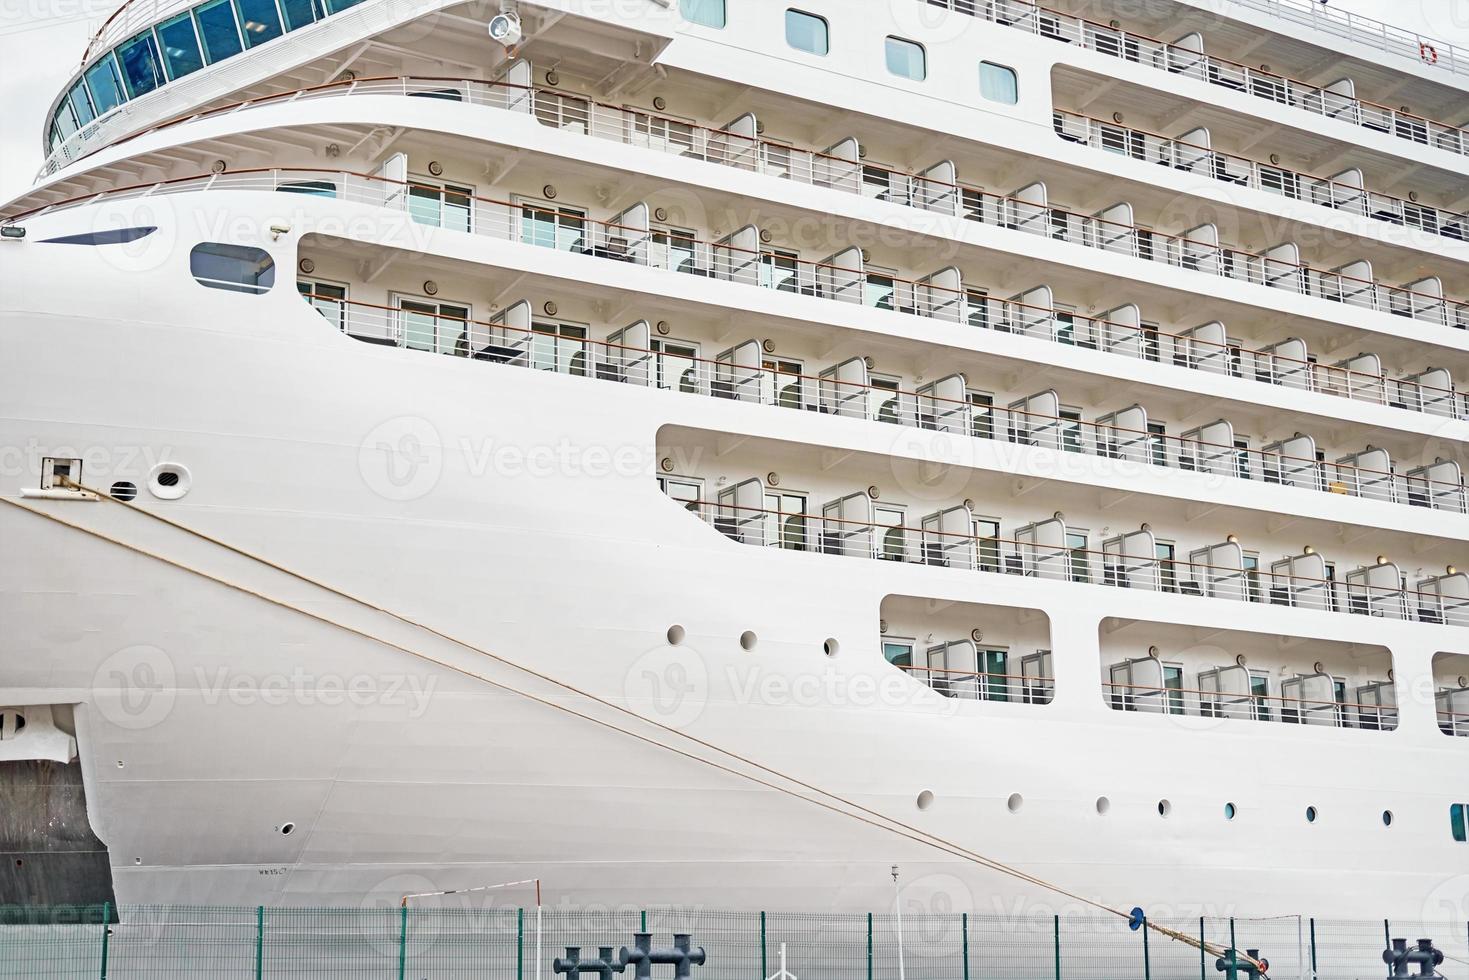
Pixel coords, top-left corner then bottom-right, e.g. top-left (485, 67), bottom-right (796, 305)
top-left (517, 908), bottom-right (525, 980)
top-left (1142, 915), bottom-right (1151, 980)
top-left (1383, 918), bottom-right (1391, 950)
top-left (1308, 918), bottom-right (1317, 980)
top-left (641, 910), bottom-right (647, 932)
top-left (1053, 914), bottom-right (1061, 980)
top-left (759, 911), bottom-right (767, 980)
top-left (866, 912), bottom-right (873, 980)
top-left (961, 912), bottom-right (969, 980)
top-left (1198, 917), bottom-right (1205, 980)
top-left (255, 906), bottom-right (264, 980)
top-left (98, 902), bottom-right (111, 980)
top-left (398, 904), bottom-right (408, 980)
top-left (1229, 918), bottom-right (1237, 967)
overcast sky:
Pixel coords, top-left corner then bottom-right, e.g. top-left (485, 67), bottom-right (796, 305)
top-left (0, 0), bottom-right (1466, 203)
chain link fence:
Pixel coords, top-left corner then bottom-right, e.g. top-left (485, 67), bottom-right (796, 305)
top-left (1, 904), bottom-right (1466, 979)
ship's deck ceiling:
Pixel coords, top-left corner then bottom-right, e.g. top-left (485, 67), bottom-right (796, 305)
top-left (659, 423), bottom-right (1464, 567)
top-left (1042, 0), bottom-right (1468, 120)
top-left (301, 233), bottom-right (1467, 479)
top-left (1099, 617), bottom-right (1390, 665)
top-left (1052, 67), bottom-right (1469, 210)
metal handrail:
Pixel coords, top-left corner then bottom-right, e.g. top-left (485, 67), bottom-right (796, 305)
top-left (1102, 680), bottom-right (1400, 729)
top-left (1220, 0), bottom-right (1466, 77)
top-left (9, 165), bottom-right (1467, 424)
top-left (922, 0), bottom-right (1469, 156)
top-left (1051, 109), bottom-right (1469, 245)
top-left (680, 497), bottom-right (1462, 624)
top-left (318, 295), bottom-right (1469, 514)
top-left (30, 75), bottom-right (1469, 333)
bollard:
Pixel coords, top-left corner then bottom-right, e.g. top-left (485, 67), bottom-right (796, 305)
top-left (618, 932), bottom-right (708, 980)
top-left (553, 946), bottom-right (625, 980)
top-left (1382, 938), bottom-right (1445, 979)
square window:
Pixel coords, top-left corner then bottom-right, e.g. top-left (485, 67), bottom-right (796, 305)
top-left (156, 12), bottom-right (205, 80)
top-left (786, 9), bottom-right (828, 56)
top-left (679, 0), bottom-right (725, 28)
top-left (885, 36), bottom-right (925, 80)
top-left (116, 30), bottom-right (163, 99)
top-left (979, 61), bottom-right (1018, 104)
top-left (234, 0), bottom-right (284, 47)
top-left (83, 54), bottom-right (126, 116)
top-left (194, 0), bottom-right (244, 63)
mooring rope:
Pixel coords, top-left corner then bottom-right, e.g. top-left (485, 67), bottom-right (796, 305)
top-left (6, 486), bottom-right (1263, 972)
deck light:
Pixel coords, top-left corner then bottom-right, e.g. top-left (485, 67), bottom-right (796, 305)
top-left (0, 225), bottom-right (25, 240)
top-left (489, 11), bottom-right (523, 47)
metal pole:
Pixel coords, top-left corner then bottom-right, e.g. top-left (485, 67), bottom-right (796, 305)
top-left (866, 912), bottom-right (873, 980)
top-left (1142, 915), bottom-right (1151, 980)
top-left (517, 908), bottom-right (524, 980)
top-left (1199, 917), bottom-right (1206, 980)
top-left (255, 906), bottom-right (264, 980)
top-left (98, 902), bottom-right (111, 980)
top-left (1308, 918), bottom-right (1318, 980)
top-left (962, 912), bottom-right (969, 980)
top-left (760, 911), bottom-right (767, 980)
top-left (892, 866), bottom-right (906, 980)
top-left (1053, 914), bottom-right (1061, 980)
top-left (1383, 918), bottom-right (1391, 951)
top-left (398, 903), bottom-right (408, 980)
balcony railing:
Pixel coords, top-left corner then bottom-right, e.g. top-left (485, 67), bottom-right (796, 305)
top-left (9, 166), bottom-right (1469, 426)
top-left (678, 496), bottom-right (1469, 627)
top-left (922, 0), bottom-right (1469, 155)
top-left (316, 295), bottom-right (1469, 516)
top-left (1052, 110), bottom-right (1469, 245)
top-left (1102, 680), bottom-right (1399, 731)
top-left (898, 664), bottom-right (1055, 704)
top-left (30, 74), bottom-right (1469, 335)
top-left (1221, 0), bottom-right (1466, 78)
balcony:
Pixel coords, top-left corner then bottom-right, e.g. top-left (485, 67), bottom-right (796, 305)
top-left (671, 481), bottom-right (1469, 627)
top-left (22, 73), bottom-right (1469, 335)
top-left (922, 0), bottom-right (1469, 156)
top-left (1436, 654), bottom-right (1469, 737)
top-left (1052, 110), bottom-right (1468, 245)
top-left (311, 294), bottom-right (1469, 519)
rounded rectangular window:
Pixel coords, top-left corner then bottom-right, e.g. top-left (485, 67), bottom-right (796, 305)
top-left (786, 9), bottom-right (828, 56)
top-left (979, 61), bottom-right (1018, 104)
top-left (680, 0), bottom-right (725, 28)
top-left (885, 36), bottom-right (925, 81)
top-left (190, 242), bottom-right (276, 294)
top-left (83, 54), bottom-right (126, 117)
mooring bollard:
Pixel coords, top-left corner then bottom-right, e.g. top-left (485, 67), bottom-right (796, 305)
top-left (1215, 947), bottom-right (1268, 980)
top-left (553, 946), bottom-right (625, 980)
top-left (1382, 938), bottom-right (1445, 979)
top-left (617, 932), bottom-right (708, 980)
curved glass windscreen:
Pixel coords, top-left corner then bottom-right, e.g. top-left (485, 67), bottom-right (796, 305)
top-left (50, 0), bottom-right (367, 153)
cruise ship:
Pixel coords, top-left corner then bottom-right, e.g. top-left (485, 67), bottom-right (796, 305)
top-left (2, 0), bottom-right (1468, 927)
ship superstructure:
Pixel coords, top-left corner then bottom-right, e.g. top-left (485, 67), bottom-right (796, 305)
top-left (2, 0), bottom-right (1467, 920)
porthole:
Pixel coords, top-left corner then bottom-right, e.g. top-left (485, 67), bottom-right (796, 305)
top-left (1381, 810), bottom-right (1393, 827)
top-left (822, 637), bottom-right (839, 657)
top-left (739, 630), bottom-right (757, 652)
top-left (1157, 799), bottom-right (1172, 818)
top-left (278, 822), bottom-right (295, 836)
top-left (1006, 793), bottom-right (1023, 813)
top-left (916, 790), bottom-right (933, 811)
top-left (110, 481), bottom-right (138, 501)
top-left (1095, 796), bottom-right (1110, 815)
top-left (666, 625), bottom-right (686, 646)
top-left (1224, 802), bottom-right (1236, 820)
top-left (148, 463), bottom-right (191, 500)
top-left (1305, 806), bottom-right (1318, 824)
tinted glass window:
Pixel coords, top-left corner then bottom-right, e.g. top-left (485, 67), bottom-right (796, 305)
top-left (1454, 803), bottom-right (1467, 843)
top-left (52, 101), bottom-right (79, 141)
top-left (41, 227), bottom-right (158, 245)
top-left (785, 10), bottom-right (828, 55)
top-left (885, 36), bottom-right (925, 80)
top-left (278, 0), bottom-right (317, 30)
top-left (190, 243), bottom-right (276, 294)
top-left (156, 12), bottom-right (205, 79)
top-left (68, 82), bottom-right (96, 126)
top-left (195, 0), bottom-right (244, 63)
top-left (234, 0), bottom-right (284, 47)
top-left (84, 55), bottom-right (126, 115)
top-left (679, 0), bottom-right (724, 28)
top-left (117, 30), bottom-right (164, 99)
top-left (323, 0), bottom-right (364, 11)
top-left (979, 61), bottom-right (1018, 104)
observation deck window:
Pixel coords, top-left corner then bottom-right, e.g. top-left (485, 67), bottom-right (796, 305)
top-left (67, 82), bottom-right (96, 127)
top-left (117, 30), bottom-right (164, 99)
top-left (679, 0), bottom-right (725, 29)
top-left (323, 0), bottom-right (364, 12)
top-left (235, 0), bottom-right (284, 47)
top-left (190, 242), bottom-right (274, 294)
top-left (83, 54), bottom-right (125, 116)
top-left (195, 0), bottom-right (245, 63)
top-left (979, 62), bottom-right (1018, 104)
top-left (278, 0), bottom-right (319, 32)
top-left (785, 10), bottom-right (829, 56)
top-left (885, 36), bottom-right (926, 81)
top-left (156, 12), bottom-right (205, 80)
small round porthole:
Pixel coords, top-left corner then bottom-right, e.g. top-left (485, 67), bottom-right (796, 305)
top-left (110, 481), bottom-right (138, 501)
top-left (1381, 810), bottom-right (1393, 827)
top-left (1224, 802), bottom-right (1236, 821)
top-left (822, 638), bottom-right (839, 657)
top-left (1006, 793), bottom-right (1023, 813)
top-left (1305, 806), bottom-right (1318, 824)
top-left (148, 463), bottom-right (191, 500)
top-left (1095, 796), bottom-right (1110, 815)
top-left (666, 625), bottom-right (686, 646)
top-left (1157, 799), bottom-right (1172, 818)
top-left (739, 630), bottom-right (757, 652)
top-left (916, 790), bottom-right (934, 811)
top-left (278, 822), bottom-right (296, 836)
